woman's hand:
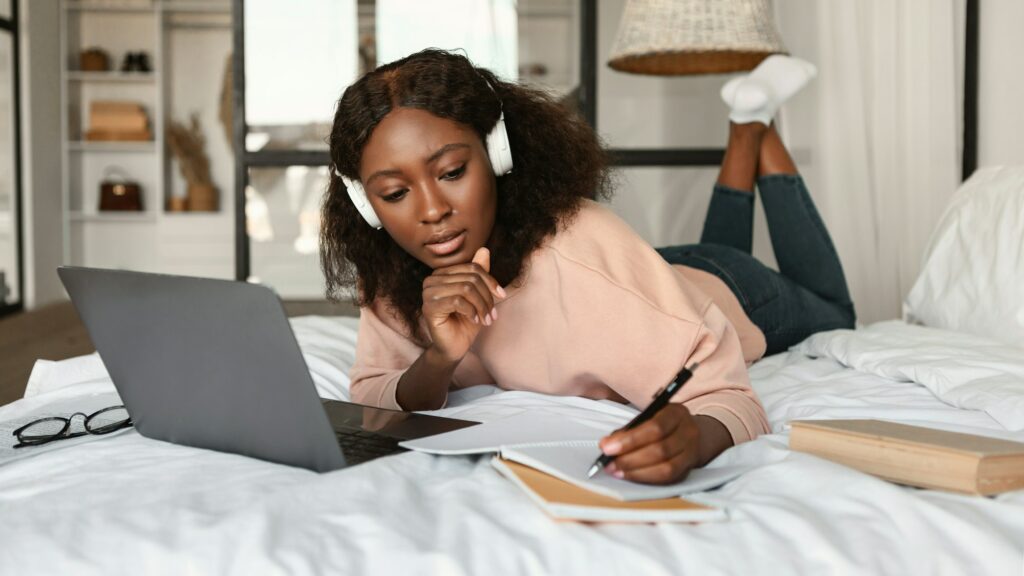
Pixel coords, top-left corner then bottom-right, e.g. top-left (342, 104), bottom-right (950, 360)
top-left (421, 247), bottom-right (506, 363)
top-left (597, 405), bottom-right (733, 485)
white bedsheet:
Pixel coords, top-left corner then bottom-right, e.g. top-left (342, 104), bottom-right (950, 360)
top-left (1, 318), bottom-right (1023, 575)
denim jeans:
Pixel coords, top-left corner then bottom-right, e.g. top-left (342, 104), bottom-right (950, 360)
top-left (657, 174), bottom-right (856, 356)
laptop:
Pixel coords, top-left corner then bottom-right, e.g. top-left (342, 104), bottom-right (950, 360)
top-left (57, 266), bottom-right (478, 472)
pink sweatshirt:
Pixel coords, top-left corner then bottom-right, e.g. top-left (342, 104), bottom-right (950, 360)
top-left (349, 200), bottom-right (771, 444)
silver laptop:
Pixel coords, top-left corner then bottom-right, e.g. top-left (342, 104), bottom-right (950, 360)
top-left (57, 266), bottom-right (477, 472)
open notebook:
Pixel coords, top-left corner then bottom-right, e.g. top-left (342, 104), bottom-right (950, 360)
top-left (492, 459), bottom-right (726, 523)
top-left (401, 413), bottom-right (755, 502)
top-left (498, 440), bottom-right (753, 501)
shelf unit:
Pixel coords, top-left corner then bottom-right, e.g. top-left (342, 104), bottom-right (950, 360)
top-left (60, 0), bottom-right (234, 277)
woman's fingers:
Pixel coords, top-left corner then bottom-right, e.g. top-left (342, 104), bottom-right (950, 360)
top-left (423, 281), bottom-right (493, 325)
top-left (432, 262), bottom-right (505, 300)
top-left (598, 404), bottom-right (699, 484)
top-left (424, 273), bottom-right (497, 323)
top-left (612, 451), bottom-right (693, 485)
top-left (605, 422), bottom-right (689, 473)
top-left (440, 295), bottom-right (480, 325)
top-left (599, 405), bottom-right (686, 457)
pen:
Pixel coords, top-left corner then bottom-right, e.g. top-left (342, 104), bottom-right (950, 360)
top-left (586, 362), bottom-right (700, 479)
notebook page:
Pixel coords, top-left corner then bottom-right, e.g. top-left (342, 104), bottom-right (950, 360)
top-left (399, 412), bottom-right (607, 455)
top-left (501, 442), bottom-right (755, 501)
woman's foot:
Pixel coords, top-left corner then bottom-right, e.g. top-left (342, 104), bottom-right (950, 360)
top-left (721, 55), bottom-right (817, 126)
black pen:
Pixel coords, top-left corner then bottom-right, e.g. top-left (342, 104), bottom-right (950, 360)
top-left (586, 362), bottom-right (700, 479)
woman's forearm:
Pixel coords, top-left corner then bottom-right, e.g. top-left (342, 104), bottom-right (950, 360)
top-left (395, 346), bottom-right (460, 411)
top-left (694, 415), bottom-right (734, 466)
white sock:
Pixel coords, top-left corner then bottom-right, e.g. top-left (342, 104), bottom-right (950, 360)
top-left (720, 55), bottom-right (817, 126)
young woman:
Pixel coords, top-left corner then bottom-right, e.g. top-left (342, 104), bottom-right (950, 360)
top-left (322, 49), bottom-right (855, 485)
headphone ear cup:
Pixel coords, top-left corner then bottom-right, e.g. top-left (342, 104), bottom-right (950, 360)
top-left (486, 113), bottom-right (513, 177)
top-left (337, 171), bottom-right (382, 230)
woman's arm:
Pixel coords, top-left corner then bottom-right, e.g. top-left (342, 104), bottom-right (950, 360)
top-left (694, 414), bottom-right (734, 465)
top-left (397, 247), bottom-right (504, 411)
top-left (395, 346), bottom-right (460, 411)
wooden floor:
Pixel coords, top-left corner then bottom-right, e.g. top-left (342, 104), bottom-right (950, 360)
top-left (0, 299), bottom-right (359, 409)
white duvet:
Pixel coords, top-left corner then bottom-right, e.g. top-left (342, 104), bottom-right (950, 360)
top-left (1, 318), bottom-right (1023, 575)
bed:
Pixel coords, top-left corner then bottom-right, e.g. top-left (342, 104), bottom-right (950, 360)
top-left (2, 167), bottom-right (1023, 575)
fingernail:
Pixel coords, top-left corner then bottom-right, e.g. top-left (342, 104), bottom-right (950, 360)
top-left (612, 470), bottom-right (625, 479)
top-left (605, 462), bottom-right (618, 473)
top-left (497, 285), bottom-right (507, 298)
top-left (603, 441), bottom-right (621, 455)
top-left (491, 307), bottom-right (498, 321)
top-left (484, 313), bottom-right (492, 326)
top-left (473, 315), bottom-right (479, 324)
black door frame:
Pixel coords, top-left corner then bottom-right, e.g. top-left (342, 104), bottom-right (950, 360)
top-left (230, 0), bottom-right (980, 282)
top-left (0, 0), bottom-right (23, 317)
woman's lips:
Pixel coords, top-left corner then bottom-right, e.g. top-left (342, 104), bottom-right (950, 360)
top-left (424, 230), bottom-right (467, 257)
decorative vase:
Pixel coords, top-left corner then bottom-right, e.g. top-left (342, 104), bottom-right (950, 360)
top-left (166, 196), bottom-right (188, 212)
top-left (187, 183), bottom-right (218, 212)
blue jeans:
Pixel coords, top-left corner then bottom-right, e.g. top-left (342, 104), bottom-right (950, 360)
top-left (657, 174), bottom-right (856, 356)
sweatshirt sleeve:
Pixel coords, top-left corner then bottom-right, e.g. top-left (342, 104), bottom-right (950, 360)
top-left (676, 302), bottom-right (772, 444)
top-left (348, 302), bottom-right (426, 410)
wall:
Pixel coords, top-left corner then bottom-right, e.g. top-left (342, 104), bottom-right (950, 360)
top-left (20, 0), bottom-right (64, 310)
top-left (17, 0), bottom-right (1021, 312)
top-left (976, 0), bottom-right (1024, 168)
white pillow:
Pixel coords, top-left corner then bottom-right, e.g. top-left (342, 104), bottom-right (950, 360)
top-left (904, 166), bottom-right (1024, 347)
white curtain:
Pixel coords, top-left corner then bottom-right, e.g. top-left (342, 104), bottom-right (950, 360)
top-left (771, 0), bottom-right (966, 323)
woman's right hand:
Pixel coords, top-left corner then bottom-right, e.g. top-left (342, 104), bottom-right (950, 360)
top-left (421, 247), bottom-right (506, 363)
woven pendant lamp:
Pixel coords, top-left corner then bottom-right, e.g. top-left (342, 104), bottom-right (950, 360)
top-left (608, 0), bottom-right (787, 75)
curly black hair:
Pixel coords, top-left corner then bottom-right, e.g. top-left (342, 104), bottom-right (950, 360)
top-left (321, 48), bottom-right (611, 337)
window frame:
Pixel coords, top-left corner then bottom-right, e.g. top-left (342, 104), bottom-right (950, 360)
top-left (230, 0), bottom-right (979, 281)
top-left (0, 0), bottom-right (23, 317)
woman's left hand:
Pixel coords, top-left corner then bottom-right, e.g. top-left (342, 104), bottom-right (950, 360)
top-left (597, 404), bottom-right (703, 485)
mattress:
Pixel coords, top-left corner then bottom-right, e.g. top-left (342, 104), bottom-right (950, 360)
top-left (1, 317), bottom-right (1022, 575)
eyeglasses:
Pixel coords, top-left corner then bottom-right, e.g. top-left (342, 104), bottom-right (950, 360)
top-left (11, 406), bottom-right (133, 449)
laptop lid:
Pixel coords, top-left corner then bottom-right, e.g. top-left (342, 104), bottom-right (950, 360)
top-left (58, 266), bottom-right (347, 472)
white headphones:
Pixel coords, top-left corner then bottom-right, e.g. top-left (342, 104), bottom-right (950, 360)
top-left (334, 109), bottom-right (513, 230)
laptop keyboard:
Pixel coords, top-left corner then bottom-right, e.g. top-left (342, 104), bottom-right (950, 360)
top-left (335, 429), bottom-right (408, 465)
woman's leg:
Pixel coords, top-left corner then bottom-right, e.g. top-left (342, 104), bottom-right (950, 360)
top-left (755, 126), bottom-right (855, 313)
top-left (699, 123), bottom-right (767, 253)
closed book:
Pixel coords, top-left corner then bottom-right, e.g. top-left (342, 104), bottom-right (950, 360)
top-left (90, 101), bottom-right (144, 114)
top-left (790, 419), bottom-right (1024, 495)
top-left (90, 113), bottom-right (148, 132)
top-left (491, 458), bottom-right (726, 523)
top-left (84, 129), bottom-right (152, 142)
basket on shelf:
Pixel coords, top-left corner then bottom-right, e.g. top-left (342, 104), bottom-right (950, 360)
top-left (79, 47), bottom-right (110, 72)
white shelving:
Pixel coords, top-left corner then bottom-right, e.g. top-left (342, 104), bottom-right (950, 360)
top-left (67, 140), bottom-right (157, 152)
top-left (60, 0), bottom-right (234, 278)
top-left (66, 70), bottom-right (158, 83)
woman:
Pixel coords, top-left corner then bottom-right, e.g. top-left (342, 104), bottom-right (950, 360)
top-left (322, 49), bottom-right (855, 485)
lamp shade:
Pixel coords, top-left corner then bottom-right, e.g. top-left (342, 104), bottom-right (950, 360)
top-left (608, 0), bottom-right (787, 76)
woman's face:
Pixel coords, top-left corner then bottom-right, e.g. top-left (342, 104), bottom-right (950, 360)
top-left (358, 107), bottom-right (497, 269)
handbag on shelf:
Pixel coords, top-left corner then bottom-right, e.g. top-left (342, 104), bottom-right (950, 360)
top-left (99, 167), bottom-right (143, 212)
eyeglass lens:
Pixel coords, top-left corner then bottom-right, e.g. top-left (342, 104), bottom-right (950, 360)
top-left (15, 406), bottom-right (131, 444)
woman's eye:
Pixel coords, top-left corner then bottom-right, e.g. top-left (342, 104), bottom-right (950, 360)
top-left (441, 165), bottom-right (466, 181)
top-left (382, 189), bottom-right (408, 202)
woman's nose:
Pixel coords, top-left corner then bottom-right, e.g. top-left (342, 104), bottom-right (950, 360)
top-left (418, 184), bottom-right (453, 224)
